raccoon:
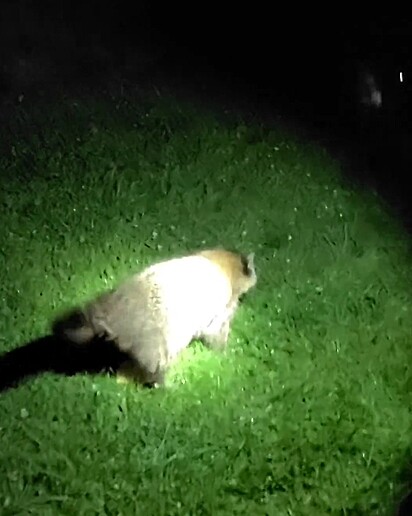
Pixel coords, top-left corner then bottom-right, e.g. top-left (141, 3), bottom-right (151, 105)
top-left (52, 249), bottom-right (257, 387)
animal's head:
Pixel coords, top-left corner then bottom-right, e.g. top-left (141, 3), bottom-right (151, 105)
top-left (197, 248), bottom-right (257, 298)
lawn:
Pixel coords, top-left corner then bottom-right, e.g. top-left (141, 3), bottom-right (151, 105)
top-left (0, 85), bottom-right (411, 515)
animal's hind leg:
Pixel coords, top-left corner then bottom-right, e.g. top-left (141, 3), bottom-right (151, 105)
top-left (141, 365), bottom-right (166, 389)
top-left (124, 335), bottom-right (169, 388)
top-left (116, 359), bottom-right (166, 388)
top-left (116, 359), bottom-right (141, 385)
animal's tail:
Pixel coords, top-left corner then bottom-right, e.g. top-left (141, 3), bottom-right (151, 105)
top-left (52, 308), bottom-right (97, 345)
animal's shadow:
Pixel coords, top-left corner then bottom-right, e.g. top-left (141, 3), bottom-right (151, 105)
top-left (0, 335), bottom-right (130, 392)
top-left (396, 454), bottom-right (412, 516)
top-left (398, 490), bottom-right (412, 516)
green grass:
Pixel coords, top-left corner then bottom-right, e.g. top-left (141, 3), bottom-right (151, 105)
top-left (0, 86), bottom-right (411, 515)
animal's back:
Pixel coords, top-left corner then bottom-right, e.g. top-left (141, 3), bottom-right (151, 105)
top-left (136, 255), bottom-right (233, 357)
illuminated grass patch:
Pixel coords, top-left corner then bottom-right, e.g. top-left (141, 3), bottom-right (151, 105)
top-left (0, 89), bottom-right (411, 515)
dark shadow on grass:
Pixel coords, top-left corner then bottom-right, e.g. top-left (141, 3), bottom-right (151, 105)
top-left (396, 455), bottom-right (412, 516)
top-left (398, 491), bottom-right (412, 515)
top-left (0, 335), bottom-right (130, 393)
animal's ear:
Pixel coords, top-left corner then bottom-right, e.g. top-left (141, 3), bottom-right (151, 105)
top-left (245, 252), bottom-right (256, 276)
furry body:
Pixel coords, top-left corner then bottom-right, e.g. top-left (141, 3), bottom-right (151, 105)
top-left (53, 249), bottom-right (256, 386)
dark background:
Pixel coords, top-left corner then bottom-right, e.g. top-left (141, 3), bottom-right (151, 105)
top-left (1, 2), bottom-right (412, 224)
top-left (1, 4), bottom-right (410, 125)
